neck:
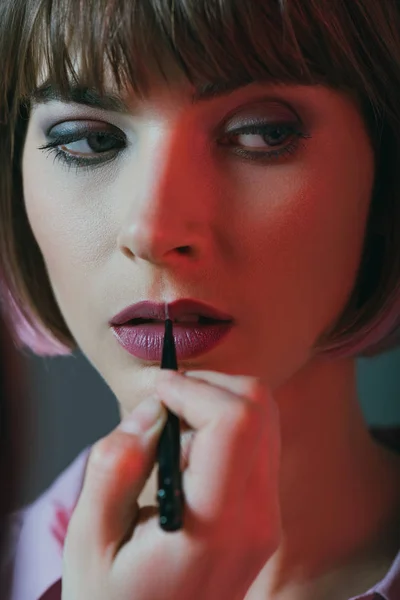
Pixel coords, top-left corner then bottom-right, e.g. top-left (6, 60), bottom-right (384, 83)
top-left (250, 356), bottom-right (400, 599)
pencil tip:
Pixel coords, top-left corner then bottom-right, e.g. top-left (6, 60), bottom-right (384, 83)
top-left (165, 317), bottom-right (173, 336)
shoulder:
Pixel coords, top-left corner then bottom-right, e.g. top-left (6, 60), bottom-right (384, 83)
top-left (1, 445), bottom-right (91, 600)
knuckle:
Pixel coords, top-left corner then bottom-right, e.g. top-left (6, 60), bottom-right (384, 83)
top-left (224, 400), bottom-right (249, 428)
top-left (87, 432), bottom-right (134, 475)
top-left (221, 399), bottom-right (262, 439)
top-left (244, 377), bottom-right (265, 402)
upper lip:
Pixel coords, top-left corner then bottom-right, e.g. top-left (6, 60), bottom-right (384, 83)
top-left (110, 299), bottom-right (234, 325)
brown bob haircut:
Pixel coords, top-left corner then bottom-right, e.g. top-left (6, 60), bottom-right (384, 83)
top-left (1, 0), bottom-right (400, 357)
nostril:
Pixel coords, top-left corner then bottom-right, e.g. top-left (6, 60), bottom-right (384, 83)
top-left (177, 246), bottom-right (192, 256)
top-left (121, 246), bottom-right (135, 259)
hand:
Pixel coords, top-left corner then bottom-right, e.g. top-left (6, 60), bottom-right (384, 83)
top-left (62, 371), bottom-right (281, 600)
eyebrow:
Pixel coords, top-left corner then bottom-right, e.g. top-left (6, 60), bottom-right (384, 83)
top-left (30, 79), bottom-right (255, 113)
top-left (30, 84), bottom-right (131, 114)
top-left (193, 80), bottom-right (254, 101)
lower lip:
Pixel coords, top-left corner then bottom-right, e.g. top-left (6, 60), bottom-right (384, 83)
top-left (111, 321), bottom-right (233, 361)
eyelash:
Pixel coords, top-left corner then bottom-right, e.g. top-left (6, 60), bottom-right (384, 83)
top-left (38, 123), bottom-right (311, 173)
top-left (38, 130), bottom-right (126, 174)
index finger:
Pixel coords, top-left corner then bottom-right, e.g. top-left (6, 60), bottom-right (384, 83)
top-left (155, 371), bottom-right (269, 432)
top-left (182, 370), bottom-right (263, 401)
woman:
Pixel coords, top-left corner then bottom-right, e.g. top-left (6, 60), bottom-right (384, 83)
top-left (1, 0), bottom-right (400, 598)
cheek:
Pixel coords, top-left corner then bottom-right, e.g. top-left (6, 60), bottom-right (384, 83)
top-left (22, 152), bottom-right (114, 289)
top-left (235, 164), bottom-right (371, 277)
top-left (305, 148), bottom-right (372, 301)
top-left (230, 125), bottom-right (374, 356)
top-left (21, 145), bottom-right (123, 355)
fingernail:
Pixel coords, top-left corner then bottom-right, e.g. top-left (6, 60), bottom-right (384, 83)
top-left (119, 397), bottom-right (164, 435)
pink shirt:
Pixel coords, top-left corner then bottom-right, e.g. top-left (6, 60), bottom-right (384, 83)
top-left (1, 445), bottom-right (399, 600)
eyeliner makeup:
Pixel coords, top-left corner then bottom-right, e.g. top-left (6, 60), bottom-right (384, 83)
top-left (157, 311), bottom-right (183, 531)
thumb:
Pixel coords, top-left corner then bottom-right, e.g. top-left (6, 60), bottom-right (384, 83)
top-left (66, 397), bottom-right (167, 559)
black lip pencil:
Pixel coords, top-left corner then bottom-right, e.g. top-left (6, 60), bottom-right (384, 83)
top-left (157, 311), bottom-right (183, 531)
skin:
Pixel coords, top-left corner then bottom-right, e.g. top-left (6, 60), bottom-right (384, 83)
top-left (22, 72), bottom-right (400, 598)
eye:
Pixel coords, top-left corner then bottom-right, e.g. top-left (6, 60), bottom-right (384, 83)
top-left (61, 132), bottom-right (122, 155)
top-left (234, 124), bottom-right (293, 149)
top-left (219, 122), bottom-right (311, 162)
top-left (38, 122), bottom-right (127, 170)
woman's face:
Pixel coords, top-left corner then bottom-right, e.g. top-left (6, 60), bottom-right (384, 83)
top-left (22, 73), bottom-right (374, 413)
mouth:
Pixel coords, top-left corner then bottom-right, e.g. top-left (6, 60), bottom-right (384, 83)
top-left (110, 299), bottom-right (234, 361)
top-left (127, 315), bottom-right (223, 325)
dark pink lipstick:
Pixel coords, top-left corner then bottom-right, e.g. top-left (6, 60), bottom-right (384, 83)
top-left (110, 299), bottom-right (234, 361)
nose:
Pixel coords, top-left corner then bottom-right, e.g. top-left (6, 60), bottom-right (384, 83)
top-left (117, 126), bottom-right (215, 266)
top-left (119, 220), bottom-right (195, 263)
